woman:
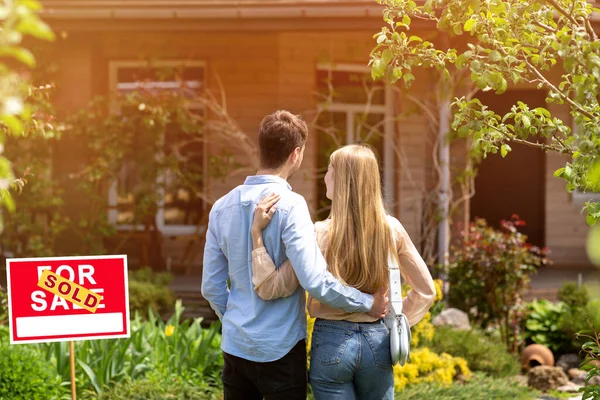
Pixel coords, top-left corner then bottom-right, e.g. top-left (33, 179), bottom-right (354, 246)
top-left (250, 144), bottom-right (435, 400)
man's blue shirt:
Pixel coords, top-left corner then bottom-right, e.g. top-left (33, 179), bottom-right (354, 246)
top-left (201, 175), bottom-right (373, 362)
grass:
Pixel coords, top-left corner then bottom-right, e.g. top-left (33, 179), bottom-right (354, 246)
top-left (546, 390), bottom-right (577, 399)
top-left (430, 327), bottom-right (521, 378)
top-left (395, 373), bottom-right (540, 400)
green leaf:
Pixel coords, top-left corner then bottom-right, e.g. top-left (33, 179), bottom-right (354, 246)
top-left (381, 49), bottom-right (393, 66)
top-left (0, 47), bottom-right (35, 67)
top-left (403, 72), bottom-right (415, 87)
top-left (586, 213), bottom-right (597, 227)
top-left (464, 18), bottom-right (476, 32)
top-left (77, 359), bottom-right (101, 393)
top-left (496, 77), bottom-right (507, 94)
top-left (402, 15), bottom-right (411, 26)
top-left (522, 115), bottom-right (531, 128)
top-left (2, 192), bottom-right (15, 213)
top-left (371, 60), bottom-right (385, 81)
top-left (16, 18), bottom-right (55, 41)
top-left (391, 67), bottom-right (403, 84)
top-left (489, 50), bottom-right (501, 62)
top-left (501, 144), bottom-right (511, 157)
top-left (0, 115), bottom-right (23, 134)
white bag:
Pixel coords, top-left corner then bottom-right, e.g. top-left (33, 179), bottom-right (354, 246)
top-left (384, 252), bottom-right (411, 366)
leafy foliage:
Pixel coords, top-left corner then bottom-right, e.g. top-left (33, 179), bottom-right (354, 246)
top-left (558, 282), bottom-right (590, 310)
top-left (66, 88), bottom-right (204, 256)
top-left (138, 300), bottom-right (222, 382)
top-left (64, 83), bottom-right (252, 260)
top-left (559, 299), bottom-right (600, 352)
top-left (576, 326), bottom-right (600, 400)
top-left (430, 327), bottom-right (521, 377)
top-left (39, 300), bottom-right (222, 396)
top-left (445, 215), bottom-right (549, 351)
top-left (523, 299), bottom-right (570, 353)
top-left (128, 267), bottom-right (175, 318)
top-left (0, 129), bottom-right (69, 259)
top-left (0, 343), bottom-right (60, 400)
top-left (371, 0), bottom-right (600, 225)
top-left (0, 0), bottom-right (55, 227)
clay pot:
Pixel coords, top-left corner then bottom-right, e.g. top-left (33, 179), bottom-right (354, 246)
top-left (521, 343), bottom-right (554, 370)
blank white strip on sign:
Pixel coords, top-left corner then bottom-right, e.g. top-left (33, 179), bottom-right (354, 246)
top-left (16, 313), bottom-right (123, 338)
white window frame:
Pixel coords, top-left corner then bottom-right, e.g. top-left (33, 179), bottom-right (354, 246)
top-left (107, 60), bottom-right (208, 236)
top-left (316, 63), bottom-right (395, 207)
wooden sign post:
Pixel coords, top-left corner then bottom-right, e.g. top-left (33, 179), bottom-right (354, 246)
top-left (70, 340), bottom-right (76, 400)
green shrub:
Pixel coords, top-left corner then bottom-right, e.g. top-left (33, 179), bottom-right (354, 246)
top-left (558, 282), bottom-right (590, 310)
top-left (445, 216), bottom-right (548, 351)
top-left (42, 300), bottom-right (223, 395)
top-left (128, 280), bottom-right (174, 318)
top-left (559, 299), bottom-right (600, 352)
top-left (128, 267), bottom-right (175, 318)
top-left (577, 326), bottom-right (600, 400)
top-left (430, 327), bottom-right (520, 377)
top-left (140, 300), bottom-right (223, 381)
top-left (396, 372), bottom-right (537, 399)
top-left (524, 299), bottom-right (570, 353)
top-left (0, 344), bottom-right (60, 400)
top-left (129, 267), bottom-right (173, 287)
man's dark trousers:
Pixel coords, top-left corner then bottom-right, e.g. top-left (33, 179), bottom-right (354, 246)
top-left (222, 339), bottom-right (307, 400)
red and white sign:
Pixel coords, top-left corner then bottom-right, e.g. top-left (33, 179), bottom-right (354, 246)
top-left (6, 255), bottom-right (129, 344)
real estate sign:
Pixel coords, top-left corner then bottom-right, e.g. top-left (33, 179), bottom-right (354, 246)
top-left (6, 255), bottom-right (129, 344)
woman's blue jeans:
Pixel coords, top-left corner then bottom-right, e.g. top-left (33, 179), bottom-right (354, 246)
top-left (309, 319), bottom-right (394, 400)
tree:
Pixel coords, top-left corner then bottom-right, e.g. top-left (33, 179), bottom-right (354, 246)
top-left (370, 0), bottom-right (600, 226)
top-left (0, 0), bottom-right (55, 229)
top-left (64, 80), bottom-right (256, 268)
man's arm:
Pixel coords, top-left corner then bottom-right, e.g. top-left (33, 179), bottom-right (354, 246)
top-left (281, 199), bottom-right (374, 313)
top-left (201, 210), bottom-right (229, 320)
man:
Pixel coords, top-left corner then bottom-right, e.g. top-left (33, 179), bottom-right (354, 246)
top-left (201, 110), bottom-right (389, 400)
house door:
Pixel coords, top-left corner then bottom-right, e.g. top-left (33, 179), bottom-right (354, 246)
top-left (470, 90), bottom-right (546, 247)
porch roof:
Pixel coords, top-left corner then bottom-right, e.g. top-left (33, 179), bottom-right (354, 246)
top-left (41, 0), bottom-right (384, 20)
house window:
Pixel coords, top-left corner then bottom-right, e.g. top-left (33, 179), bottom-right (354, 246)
top-left (315, 64), bottom-right (395, 220)
top-left (107, 61), bottom-right (207, 235)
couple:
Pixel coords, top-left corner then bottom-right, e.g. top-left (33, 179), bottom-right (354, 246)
top-left (201, 110), bottom-right (435, 400)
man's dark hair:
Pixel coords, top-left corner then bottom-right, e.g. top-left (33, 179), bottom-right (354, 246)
top-left (258, 110), bottom-right (308, 169)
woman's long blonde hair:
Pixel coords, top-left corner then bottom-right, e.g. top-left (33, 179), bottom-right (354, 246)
top-left (325, 144), bottom-right (397, 294)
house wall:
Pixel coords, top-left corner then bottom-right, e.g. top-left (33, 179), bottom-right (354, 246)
top-left (546, 103), bottom-right (591, 266)
top-left (49, 26), bottom-right (590, 267)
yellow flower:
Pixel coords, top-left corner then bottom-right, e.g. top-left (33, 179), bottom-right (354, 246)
top-left (165, 324), bottom-right (175, 337)
top-left (393, 348), bottom-right (471, 391)
top-left (433, 279), bottom-right (444, 302)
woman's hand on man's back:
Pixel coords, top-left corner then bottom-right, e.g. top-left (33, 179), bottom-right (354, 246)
top-left (252, 193), bottom-right (280, 232)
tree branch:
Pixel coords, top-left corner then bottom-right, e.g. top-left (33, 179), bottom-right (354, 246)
top-left (585, 18), bottom-right (598, 41)
top-left (525, 59), bottom-right (596, 120)
top-left (544, 0), bottom-right (580, 26)
top-left (532, 20), bottom-right (557, 33)
top-left (479, 120), bottom-right (571, 154)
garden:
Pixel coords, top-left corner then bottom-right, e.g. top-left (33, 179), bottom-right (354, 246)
top-left (1, 222), bottom-right (600, 399)
top-left (1, 0), bottom-right (600, 399)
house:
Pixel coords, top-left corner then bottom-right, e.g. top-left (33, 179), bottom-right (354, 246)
top-left (39, 0), bottom-right (597, 315)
